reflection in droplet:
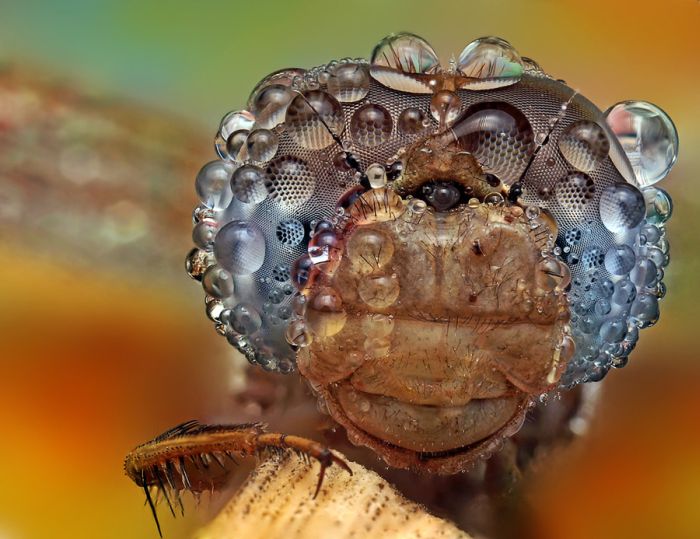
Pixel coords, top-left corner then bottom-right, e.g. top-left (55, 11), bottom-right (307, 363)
top-left (214, 221), bottom-right (266, 275)
top-left (202, 265), bottom-right (235, 298)
top-left (599, 183), bottom-right (645, 233)
top-left (286, 90), bottom-right (344, 150)
top-left (195, 160), bottom-right (236, 210)
top-left (604, 245), bottom-right (636, 275)
top-left (232, 165), bottom-right (269, 204)
top-left (605, 100), bottom-right (678, 186)
top-left (347, 228), bottom-right (395, 274)
top-left (430, 90), bottom-right (461, 127)
top-left (369, 33), bottom-right (439, 94)
top-left (246, 129), bottom-right (279, 162)
top-left (451, 102), bottom-right (535, 184)
top-left (643, 186), bottom-right (673, 225)
top-left (350, 104), bottom-right (393, 147)
top-left (398, 107), bottom-right (428, 134)
top-left (305, 288), bottom-right (347, 337)
top-left (326, 63), bottom-right (370, 103)
top-left (231, 303), bottom-right (262, 334)
top-left (358, 274), bottom-right (400, 309)
top-left (457, 36), bottom-right (523, 89)
top-left (558, 120), bottom-right (609, 172)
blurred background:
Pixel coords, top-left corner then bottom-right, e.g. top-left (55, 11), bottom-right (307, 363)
top-left (0, 1), bottom-right (698, 538)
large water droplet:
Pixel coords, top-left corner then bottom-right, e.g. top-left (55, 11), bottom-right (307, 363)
top-left (307, 230), bottom-right (343, 274)
top-left (350, 104), bottom-right (393, 148)
top-left (451, 102), bottom-right (535, 184)
top-left (249, 83), bottom-right (295, 129)
top-left (558, 120), bottom-right (610, 172)
top-left (326, 63), bottom-right (370, 103)
top-left (195, 160), bottom-right (236, 210)
top-left (214, 221), bottom-right (266, 275)
top-left (285, 90), bottom-right (344, 150)
top-left (605, 101), bottom-right (678, 186)
top-left (232, 165), bottom-right (269, 204)
top-left (599, 183), bottom-right (645, 233)
top-left (457, 36), bottom-right (523, 89)
top-left (643, 186), bottom-right (673, 225)
top-left (369, 33), bottom-right (439, 94)
top-left (219, 110), bottom-right (256, 141)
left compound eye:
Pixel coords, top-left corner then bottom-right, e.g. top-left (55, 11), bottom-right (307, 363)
top-left (422, 181), bottom-right (461, 211)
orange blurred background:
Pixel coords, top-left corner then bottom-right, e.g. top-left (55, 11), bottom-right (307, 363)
top-left (0, 1), bottom-right (698, 538)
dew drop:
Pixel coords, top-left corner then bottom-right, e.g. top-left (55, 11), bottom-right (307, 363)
top-left (214, 221), bottom-right (266, 275)
top-left (605, 100), bottom-right (678, 186)
top-left (558, 120), bottom-right (609, 172)
top-left (195, 160), bottom-right (236, 211)
top-left (326, 63), bottom-right (370, 103)
top-left (232, 165), bottom-right (269, 204)
top-left (350, 104), bottom-right (393, 147)
top-left (457, 36), bottom-right (523, 89)
top-left (599, 183), bottom-right (645, 233)
top-left (285, 90), bottom-right (344, 150)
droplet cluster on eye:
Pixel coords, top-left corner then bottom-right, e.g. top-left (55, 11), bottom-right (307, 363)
top-left (185, 32), bottom-right (677, 387)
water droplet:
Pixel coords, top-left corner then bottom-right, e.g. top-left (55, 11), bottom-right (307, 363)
top-left (350, 104), bottom-right (393, 147)
top-left (640, 224), bottom-right (661, 245)
top-left (484, 192), bottom-right (505, 206)
top-left (612, 279), bottom-right (636, 306)
top-left (214, 221), bottom-right (266, 275)
top-left (265, 155), bottom-right (316, 208)
top-left (643, 187), bottom-right (673, 225)
top-left (430, 90), bottom-right (461, 127)
top-left (457, 36), bottom-right (523, 89)
top-left (451, 102), bottom-right (535, 184)
top-left (537, 258), bottom-right (572, 292)
top-left (230, 303), bottom-right (262, 334)
top-left (369, 33), bottom-right (439, 94)
top-left (305, 287), bottom-right (347, 337)
top-left (347, 228), bottom-right (395, 274)
top-left (285, 320), bottom-right (313, 347)
top-left (245, 129), bottom-right (278, 162)
top-left (195, 160), bottom-right (235, 210)
top-left (604, 244), bottom-right (636, 275)
top-left (308, 231), bottom-right (343, 273)
top-left (326, 63), bottom-right (370, 103)
top-left (232, 165), bottom-right (268, 204)
top-left (192, 218), bottom-right (218, 250)
top-left (630, 293), bottom-right (659, 327)
top-left (291, 254), bottom-right (316, 290)
top-left (226, 130), bottom-right (249, 160)
top-left (600, 318), bottom-right (627, 343)
top-left (285, 90), bottom-right (344, 149)
top-left (249, 84), bottom-right (294, 129)
top-left (366, 164), bottom-right (387, 188)
top-left (630, 259), bottom-right (658, 288)
top-left (358, 274), bottom-right (400, 308)
top-left (558, 120), bottom-right (609, 172)
top-left (202, 265), bottom-right (235, 298)
top-left (185, 247), bottom-right (214, 281)
top-left (605, 100), bottom-right (678, 186)
top-left (599, 183), bottom-right (645, 233)
top-left (219, 110), bottom-right (255, 141)
top-left (398, 107), bottom-right (428, 134)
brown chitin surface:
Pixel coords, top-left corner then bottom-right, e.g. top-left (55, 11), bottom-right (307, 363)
top-left (298, 189), bottom-right (573, 473)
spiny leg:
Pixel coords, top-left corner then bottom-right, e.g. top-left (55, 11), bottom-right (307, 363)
top-left (124, 421), bottom-right (351, 536)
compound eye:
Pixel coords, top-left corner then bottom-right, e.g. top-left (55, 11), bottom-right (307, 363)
top-left (422, 181), bottom-right (461, 212)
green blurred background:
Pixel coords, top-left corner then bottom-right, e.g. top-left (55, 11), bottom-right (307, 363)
top-left (0, 1), bottom-right (698, 538)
